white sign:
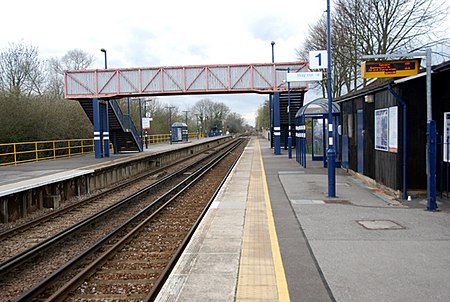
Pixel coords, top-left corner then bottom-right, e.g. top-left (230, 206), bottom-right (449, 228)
top-left (444, 112), bottom-right (450, 162)
top-left (142, 117), bottom-right (151, 129)
top-left (287, 72), bottom-right (323, 82)
top-left (309, 50), bottom-right (328, 69)
top-left (389, 106), bottom-right (398, 153)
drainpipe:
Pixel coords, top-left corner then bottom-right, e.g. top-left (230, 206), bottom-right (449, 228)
top-left (388, 82), bottom-right (407, 200)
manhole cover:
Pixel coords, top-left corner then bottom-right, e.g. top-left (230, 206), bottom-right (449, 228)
top-left (357, 220), bottom-right (404, 230)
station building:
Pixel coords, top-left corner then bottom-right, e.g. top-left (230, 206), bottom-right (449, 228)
top-left (334, 60), bottom-right (450, 197)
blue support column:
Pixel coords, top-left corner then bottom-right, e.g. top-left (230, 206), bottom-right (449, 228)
top-left (102, 101), bottom-right (110, 157)
top-left (112, 131), bottom-right (118, 154)
top-left (427, 120), bottom-right (438, 211)
top-left (287, 74), bottom-right (292, 159)
top-left (302, 119), bottom-right (307, 168)
top-left (274, 92), bottom-right (281, 155)
top-left (269, 94), bottom-right (273, 143)
top-left (92, 98), bottom-right (102, 158)
top-left (326, 0), bottom-right (336, 197)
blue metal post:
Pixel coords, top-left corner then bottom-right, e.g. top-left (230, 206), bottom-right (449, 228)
top-left (274, 92), bottom-right (281, 155)
top-left (139, 99), bottom-right (143, 150)
top-left (269, 95), bottom-right (273, 142)
top-left (102, 101), bottom-right (110, 157)
top-left (326, 0), bottom-right (336, 197)
top-left (269, 41), bottom-right (275, 145)
top-left (425, 48), bottom-right (437, 210)
top-left (112, 132), bottom-right (118, 154)
top-left (92, 98), bottom-right (102, 158)
top-left (427, 121), bottom-right (438, 210)
top-left (303, 117), bottom-right (307, 168)
top-left (127, 97), bottom-right (131, 130)
top-left (287, 67), bottom-right (292, 159)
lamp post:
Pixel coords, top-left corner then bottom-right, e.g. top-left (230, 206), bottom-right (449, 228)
top-left (326, 0), bottom-right (336, 197)
top-left (269, 41), bottom-right (275, 145)
top-left (166, 106), bottom-right (175, 144)
top-left (194, 113), bottom-right (199, 139)
top-left (100, 48), bottom-right (107, 69)
top-left (183, 110), bottom-right (190, 142)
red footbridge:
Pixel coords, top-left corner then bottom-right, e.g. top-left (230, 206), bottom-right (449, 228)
top-left (64, 62), bottom-right (308, 99)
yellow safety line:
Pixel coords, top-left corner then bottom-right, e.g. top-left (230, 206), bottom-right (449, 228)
top-left (257, 139), bottom-right (291, 301)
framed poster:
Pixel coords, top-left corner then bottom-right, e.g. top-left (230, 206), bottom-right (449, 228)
top-left (444, 112), bottom-right (450, 162)
top-left (388, 106), bottom-right (398, 153)
top-left (375, 108), bottom-right (389, 151)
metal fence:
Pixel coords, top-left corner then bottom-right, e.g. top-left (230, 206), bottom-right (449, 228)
top-left (0, 132), bottom-right (206, 166)
top-left (0, 139), bottom-right (95, 166)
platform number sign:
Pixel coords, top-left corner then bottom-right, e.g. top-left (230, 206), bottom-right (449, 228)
top-left (309, 50), bottom-right (328, 69)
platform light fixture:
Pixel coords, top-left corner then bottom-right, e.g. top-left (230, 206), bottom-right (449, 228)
top-left (100, 48), bottom-right (107, 69)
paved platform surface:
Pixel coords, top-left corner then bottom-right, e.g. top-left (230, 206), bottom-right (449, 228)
top-left (156, 137), bottom-right (450, 301)
top-left (0, 137), bottom-right (218, 197)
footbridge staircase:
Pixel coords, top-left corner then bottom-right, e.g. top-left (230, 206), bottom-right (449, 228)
top-left (78, 99), bottom-right (142, 152)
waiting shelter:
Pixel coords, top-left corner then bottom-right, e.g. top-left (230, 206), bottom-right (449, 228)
top-left (171, 122), bottom-right (188, 143)
top-left (295, 98), bottom-right (340, 168)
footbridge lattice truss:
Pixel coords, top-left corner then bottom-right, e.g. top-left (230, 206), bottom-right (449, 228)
top-left (64, 62), bottom-right (308, 99)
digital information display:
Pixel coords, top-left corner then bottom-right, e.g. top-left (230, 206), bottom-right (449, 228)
top-left (361, 59), bottom-right (420, 78)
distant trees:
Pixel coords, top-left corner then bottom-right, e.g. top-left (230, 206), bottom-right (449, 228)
top-left (255, 100), bottom-right (269, 132)
top-left (0, 42), bottom-right (247, 143)
top-left (0, 43), bottom-right (94, 143)
top-left (112, 97), bottom-right (246, 138)
top-left (297, 0), bottom-right (449, 97)
top-left (191, 98), bottom-right (231, 134)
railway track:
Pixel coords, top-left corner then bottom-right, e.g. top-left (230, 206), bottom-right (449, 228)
top-left (0, 137), bottom-right (248, 301)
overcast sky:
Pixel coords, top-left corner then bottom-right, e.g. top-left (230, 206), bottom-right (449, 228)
top-left (0, 0), bottom-right (332, 125)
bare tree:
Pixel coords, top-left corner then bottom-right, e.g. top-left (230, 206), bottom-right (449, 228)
top-left (61, 49), bottom-right (95, 71)
top-left (46, 49), bottom-right (94, 97)
top-left (0, 42), bottom-right (46, 97)
top-left (297, 0), bottom-right (449, 97)
top-left (191, 98), bottom-right (231, 133)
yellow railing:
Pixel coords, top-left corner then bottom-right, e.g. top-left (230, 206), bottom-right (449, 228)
top-left (147, 134), bottom-right (171, 145)
top-left (0, 139), bottom-right (95, 166)
top-left (0, 132), bottom-right (206, 167)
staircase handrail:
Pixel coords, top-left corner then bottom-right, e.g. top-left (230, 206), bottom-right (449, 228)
top-left (109, 100), bottom-right (142, 151)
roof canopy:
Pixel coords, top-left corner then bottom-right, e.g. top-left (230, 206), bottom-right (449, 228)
top-left (171, 122), bottom-right (187, 127)
top-left (295, 98), bottom-right (340, 118)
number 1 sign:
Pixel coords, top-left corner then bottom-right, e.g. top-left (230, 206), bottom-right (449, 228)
top-left (309, 50), bottom-right (328, 69)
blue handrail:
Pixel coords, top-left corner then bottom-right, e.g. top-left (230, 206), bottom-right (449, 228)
top-left (109, 100), bottom-right (142, 151)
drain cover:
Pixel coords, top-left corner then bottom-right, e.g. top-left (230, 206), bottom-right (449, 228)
top-left (323, 199), bottom-right (351, 205)
top-left (357, 220), bottom-right (404, 230)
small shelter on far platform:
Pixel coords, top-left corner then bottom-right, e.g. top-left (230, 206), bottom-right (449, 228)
top-left (171, 122), bottom-right (188, 143)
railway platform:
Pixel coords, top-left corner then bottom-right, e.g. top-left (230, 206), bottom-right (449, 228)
top-left (1, 136), bottom-right (450, 301)
top-left (0, 136), bottom-right (228, 223)
top-left (155, 137), bottom-right (450, 302)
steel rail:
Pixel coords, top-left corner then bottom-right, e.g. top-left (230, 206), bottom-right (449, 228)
top-left (13, 138), bottom-right (244, 301)
top-left (0, 140), bottom-right (231, 240)
top-left (45, 138), bottom-right (245, 301)
top-left (145, 139), bottom-right (245, 301)
top-left (0, 139), bottom-right (236, 277)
